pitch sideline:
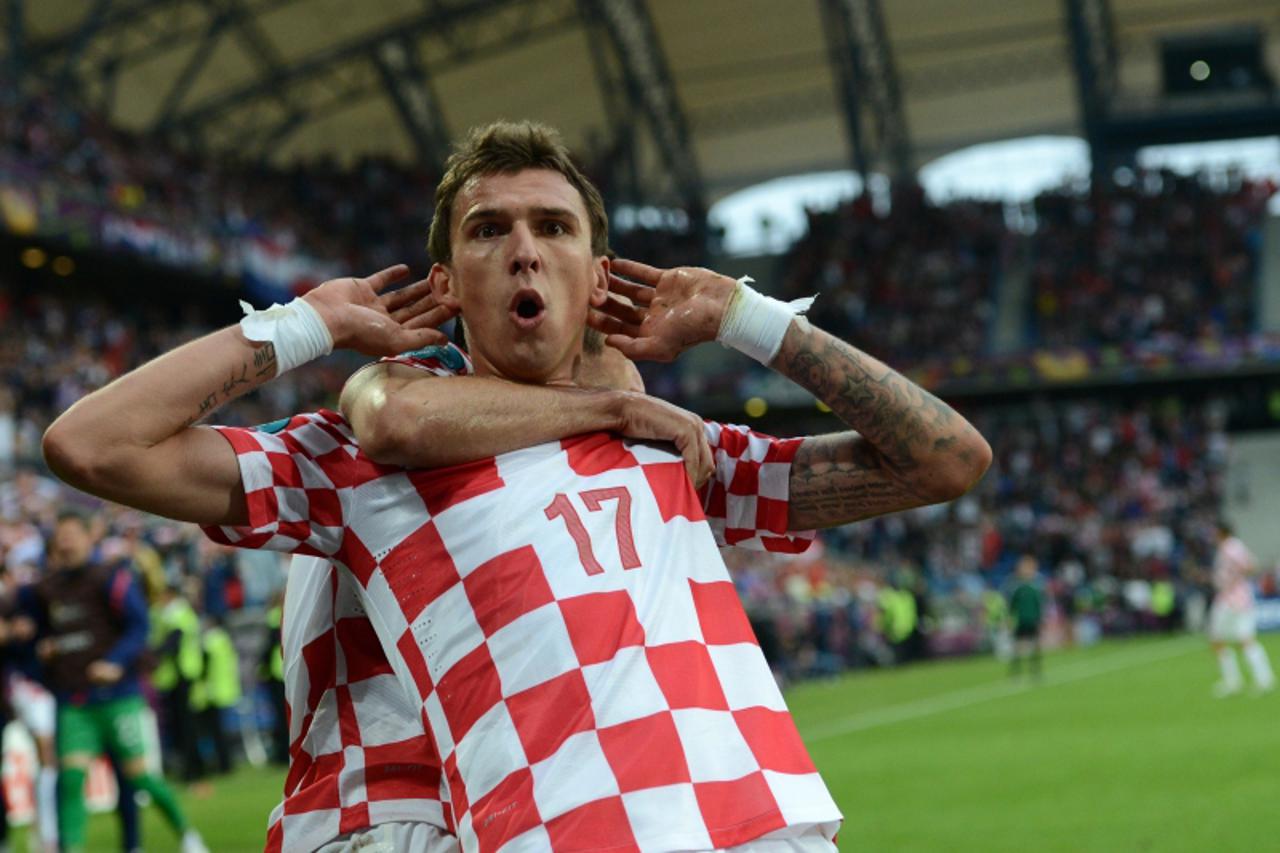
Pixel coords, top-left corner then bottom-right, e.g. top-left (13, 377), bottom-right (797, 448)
top-left (804, 636), bottom-right (1203, 742)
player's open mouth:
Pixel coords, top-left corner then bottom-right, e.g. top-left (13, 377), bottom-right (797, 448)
top-left (509, 289), bottom-right (546, 329)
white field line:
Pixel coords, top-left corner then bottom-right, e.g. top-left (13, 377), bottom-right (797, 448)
top-left (804, 637), bottom-right (1203, 743)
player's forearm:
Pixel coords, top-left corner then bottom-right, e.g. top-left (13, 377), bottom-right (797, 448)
top-left (345, 369), bottom-right (626, 468)
top-left (773, 318), bottom-right (992, 527)
top-left (43, 325), bottom-right (276, 490)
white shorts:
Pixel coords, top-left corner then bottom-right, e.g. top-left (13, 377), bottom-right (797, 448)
top-left (314, 821), bottom-right (459, 853)
top-left (1209, 600), bottom-right (1256, 644)
top-left (9, 674), bottom-right (56, 740)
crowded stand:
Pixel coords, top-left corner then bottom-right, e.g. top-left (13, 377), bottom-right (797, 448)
top-left (0, 82), bottom-right (680, 306)
top-left (1028, 171), bottom-right (1275, 351)
top-left (777, 183), bottom-right (1011, 373)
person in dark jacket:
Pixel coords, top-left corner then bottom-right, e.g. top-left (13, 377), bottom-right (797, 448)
top-left (19, 511), bottom-right (207, 853)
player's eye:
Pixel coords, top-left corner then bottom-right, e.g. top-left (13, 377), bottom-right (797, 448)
top-left (543, 221), bottom-right (567, 236)
top-left (475, 223), bottom-right (499, 239)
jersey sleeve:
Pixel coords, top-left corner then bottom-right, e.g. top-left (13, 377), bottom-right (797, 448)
top-left (699, 421), bottom-right (815, 553)
top-left (377, 342), bottom-right (474, 376)
top-left (199, 410), bottom-right (358, 558)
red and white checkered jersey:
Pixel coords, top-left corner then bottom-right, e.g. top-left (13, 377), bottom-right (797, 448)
top-left (1213, 536), bottom-right (1256, 611)
top-left (204, 405), bottom-right (837, 850)
top-left (266, 556), bottom-right (452, 853)
top-left (263, 344), bottom-right (470, 852)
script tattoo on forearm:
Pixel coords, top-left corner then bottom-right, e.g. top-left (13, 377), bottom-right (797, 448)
top-left (253, 342), bottom-right (277, 377)
top-left (221, 363), bottom-right (249, 397)
top-left (184, 344), bottom-right (278, 426)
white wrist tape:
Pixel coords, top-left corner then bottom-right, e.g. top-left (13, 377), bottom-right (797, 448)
top-left (238, 296), bottom-right (334, 375)
top-left (715, 276), bottom-right (815, 365)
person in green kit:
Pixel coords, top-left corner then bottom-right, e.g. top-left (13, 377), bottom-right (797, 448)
top-left (1007, 554), bottom-right (1044, 681)
top-left (19, 511), bottom-right (207, 853)
top-left (151, 583), bottom-right (203, 781)
top-left (190, 615), bottom-right (241, 777)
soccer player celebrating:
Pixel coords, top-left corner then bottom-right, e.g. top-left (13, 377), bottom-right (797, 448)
top-left (43, 121), bottom-right (991, 851)
top-left (1208, 520), bottom-right (1275, 696)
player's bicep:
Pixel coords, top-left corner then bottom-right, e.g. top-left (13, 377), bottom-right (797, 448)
top-left (117, 427), bottom-right (248, 527)
top-left (340, 362), bottom-right (439, 454)
top-left (787, 432), bottom-right (925, 529)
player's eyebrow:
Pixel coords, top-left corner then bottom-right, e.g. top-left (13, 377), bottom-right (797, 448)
top-left (459, 207), bottom-right (504, 228)
top-left (459, 206), bottom-right (580, 229)
top-left (530, 206), bottom-right (579, 225)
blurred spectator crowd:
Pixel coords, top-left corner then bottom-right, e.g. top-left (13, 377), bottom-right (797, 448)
top-left (1029, 171), bottom-right (1272, 350)
top-left (0, 83), bottom-right (692, 304)
top-left (780, 184), bottom-right (1010, 373)
top-left (679, 168), bottom-right (1279, 409)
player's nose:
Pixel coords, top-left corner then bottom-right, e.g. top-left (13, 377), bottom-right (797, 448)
top-left (507, 221), bottom-right (540, 276)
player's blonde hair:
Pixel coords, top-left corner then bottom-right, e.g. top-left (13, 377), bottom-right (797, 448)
top-left (428, 120), bottom-right (609, 264)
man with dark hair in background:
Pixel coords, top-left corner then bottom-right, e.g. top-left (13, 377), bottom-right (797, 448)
top-left (18, 511), bottom-right (207, 853)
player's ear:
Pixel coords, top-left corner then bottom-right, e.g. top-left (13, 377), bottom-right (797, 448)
top-left (429, 263), bottom-right (461, 311)
top-left (589, 255), bottom-right (609, 308)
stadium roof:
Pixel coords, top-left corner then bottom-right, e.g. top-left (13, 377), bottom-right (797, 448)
top-left (15, 0), bottom-right (1277, 205)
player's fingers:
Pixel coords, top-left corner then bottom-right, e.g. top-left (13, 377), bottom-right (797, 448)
top-left (403, 303), bottom-right (458, 330)
top-left (674, 425), bottom-right (712, 489)
top-left (390, 295), bottom-right (439, 324)
top-left (365, 264), bottom-right (412, 293)
top-left (695, 431), bottom-right (714, 489)
top-left (394, 327), bottom-right (450, 351)
top-left (604, 334), bottom-right (673, 363)
top-left (607, 273), bottom-right (656, 305)
top-left (588, 310), bottom-right (643, 338)
top-left (610, 258), bottom-right (666, 286)
top-left (599, 293), bottom-right (648, 326)
top-left (383, 278), bottom-right (432, 312)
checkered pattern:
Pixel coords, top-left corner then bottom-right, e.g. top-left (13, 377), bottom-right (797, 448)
top-left (263, 556), bottom-right (450, 853)
top-left (698, 421), bottom-right (811, 552)
top-left (206, 404), bottom-right (838, 851)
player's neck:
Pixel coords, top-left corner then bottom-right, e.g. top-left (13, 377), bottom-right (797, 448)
top-left (469, 348), bottom-right (582, 388)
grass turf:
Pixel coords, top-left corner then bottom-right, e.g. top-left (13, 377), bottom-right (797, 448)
top-left (786, 633), bottom-right (1280, 852)
top-left (36, 634), bottom-right (1279, 851)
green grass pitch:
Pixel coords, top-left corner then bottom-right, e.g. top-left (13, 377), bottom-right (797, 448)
top-left (62, 634), bottom-right (1279, 851)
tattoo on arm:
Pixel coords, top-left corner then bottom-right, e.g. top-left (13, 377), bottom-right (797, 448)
top-left (788, 434), bottom-right (919, 527)
top-left (186, 349), bottom-right (275, 426)
top-left (782, 328), bottom-right (962, 478)
top-left (777, 321), bottom-right (983, 527)
top-left (221, 363), bottom-right (249, 396)
top-left (253, 342), bottom-right (277, 377)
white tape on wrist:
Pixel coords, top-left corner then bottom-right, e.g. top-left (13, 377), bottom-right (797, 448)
top-left (715, 276), bottom-right (815, 365)
top-left (238, 296), bottom-right (334, 375)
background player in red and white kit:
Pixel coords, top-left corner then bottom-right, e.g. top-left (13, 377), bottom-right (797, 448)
top-left (1208, 520), bottom-right (1275, 697)
top-left (42, 121), bottom-right (991, 851)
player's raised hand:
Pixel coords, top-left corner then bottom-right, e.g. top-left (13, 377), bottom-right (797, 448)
top-left (303, 264), bottom-right (458, 357)
top-left (614, 392), bottom-right (714, 488)
top-left (591, 258), bottom-right (736, 362)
